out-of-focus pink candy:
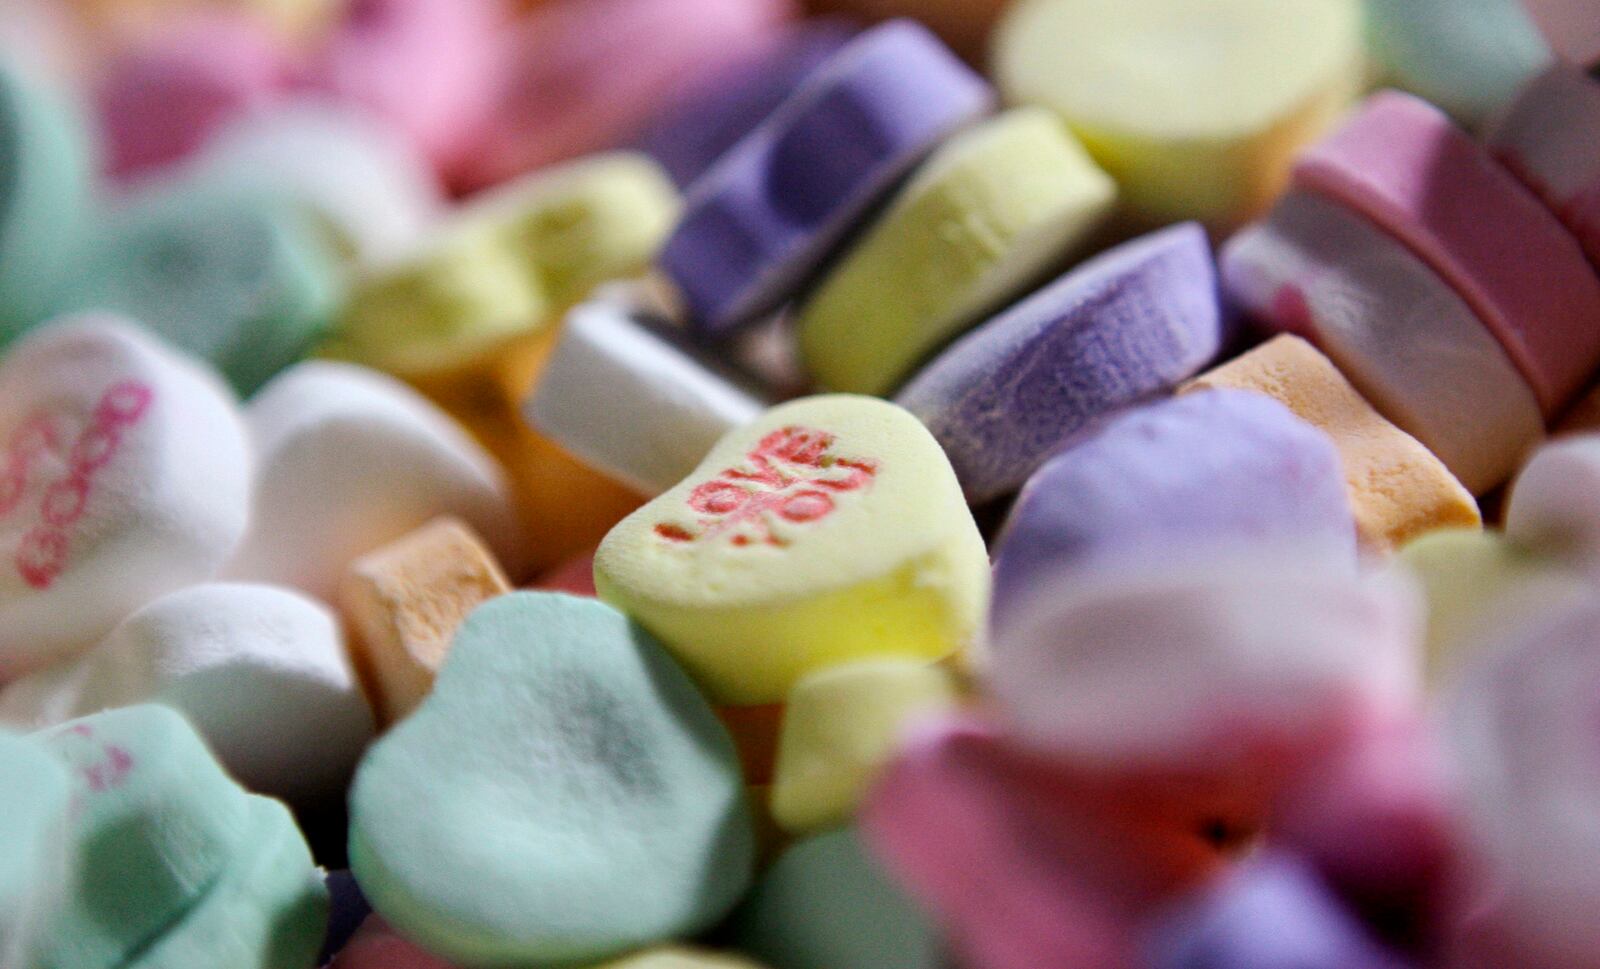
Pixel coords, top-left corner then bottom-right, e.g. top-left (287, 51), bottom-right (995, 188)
top-left (862, 714), bottom-right (1245, 969)
top-left (329, 914), bottom-right (458, 968)
top-left (533, 548), bottom-right (597, 597)
top-left (455, 0), bottom-right (796, 190)
top-left (96, 13), bottom-right (292, 179)
top-left (304, 0), bottom-right (505, 176)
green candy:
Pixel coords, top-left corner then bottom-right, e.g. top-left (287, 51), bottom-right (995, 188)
top-left (0, 731), bottom-right (71, 969)
top-left (350, 592), bottom-right (754, 967)
top-left (729, 828), bottom-right (939, 969)
top-left (123, 798), bottom-right (328, 969)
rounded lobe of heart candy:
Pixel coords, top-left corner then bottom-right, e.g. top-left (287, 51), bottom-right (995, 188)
top-left (594, 394), bottom-right (989, 704)
top-left (1505, 434), bottom-right (1600, 572)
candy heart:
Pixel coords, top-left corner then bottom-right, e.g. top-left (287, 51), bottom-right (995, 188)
top-left (595, 394), bottom-right (990, 704)
top-left (1363, 0), bottom-right (1551, 125)
top-left (0, 316), bottom-right (252, 681)
top-left (0, 731), bottom-right (70, 969)
top-left (1505, 434), bottom-right (1600, 571)
top-left (349, 592), bottom-right (753, 966)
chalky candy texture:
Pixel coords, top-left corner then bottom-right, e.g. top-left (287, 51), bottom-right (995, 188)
top-left (728, 827), bottom-right (939, 969)
top-left (1224, 190), bottom-right (1544, 494)
top-left (225, 361), bottom-right (522, 601)
top-left (28, 705), bottom-right (254, 969)
top-left (990, 389), bottom-right (1355, 628)
top-left (595, 395), bottom-right (990, 704)
top-left (1293, 90), bottom-right (1600, 415)
top-left (993, 0), bottom-right (1362, 229)
top-left (636, 20), bottom-right (857, 187)
top-left (1364, 0), bottom-right (1551, 125)
top-left (0, 64), bottom-right (92, 341)
top-left (526, 299), bottom-right (764, 496)
top-left (1485, 65), bottom-right (1600, 272)
top-left (0, 732), bottom-right (69, 969)
top-left (62, 180), bottom-right (342, 395)
top-left (1505, 434), bottom-right (1600, 571)
top-left (0, 316), bottom-right (252, 681)
top-left (350, 593), bottom-right (753, 966)
top-left (1144, 854), bottom-right (1412, 969)
top-left (122, 797), bottom-right (327, 969)
top-left (798, 106), bottom-right (1115, 396)
top-left (661, 19), bottom-right (993, 335)
top-left (897, 222), bottom-right (1222, 503)
top-left (1183, 335), bottom-right (1481, 551)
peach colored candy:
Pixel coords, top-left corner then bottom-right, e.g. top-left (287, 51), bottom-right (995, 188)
top-left (1182, 335), bottom-right (1480, 552)
top-left (339, 517), bottom-right (511, 728)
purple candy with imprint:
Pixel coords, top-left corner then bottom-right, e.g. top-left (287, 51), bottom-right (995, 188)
top-left (990, 389), bottom-right (1356, 629)
top-left (660, 19), bottom-right (993, 337)
top-left (636, 20), bottom-right (858, 187)
top-left (895, 223), bottom-right (1224, 503)
top-left (1145, 854), bottom-right (1413, 969)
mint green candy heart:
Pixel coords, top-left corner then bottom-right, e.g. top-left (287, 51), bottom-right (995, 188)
top-left (0, 731), bottom-right (71, 968)
top-left (350, 592), bottom-right (754, 967)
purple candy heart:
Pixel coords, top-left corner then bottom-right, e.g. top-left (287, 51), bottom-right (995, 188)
top-left (895, 223), bottom-right (1224, 503)
top-left (660, 19), bottom-right (993, 337)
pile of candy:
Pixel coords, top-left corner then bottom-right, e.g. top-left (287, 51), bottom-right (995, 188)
top-left (1, 0), bottom-right (1599, 966)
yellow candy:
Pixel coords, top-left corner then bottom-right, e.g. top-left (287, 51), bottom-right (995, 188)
top-left (589, 946), bottom-right (769, 969)
top-left (1183, 335), bottom-right (1480, 552)
top-left (595, 395), bottom-right (990, 704)
top-left (770, 659), bottom-right (961, 834)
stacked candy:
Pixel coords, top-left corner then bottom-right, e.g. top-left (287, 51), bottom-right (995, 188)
top-left (1, 0), bottom-right (1599, 967)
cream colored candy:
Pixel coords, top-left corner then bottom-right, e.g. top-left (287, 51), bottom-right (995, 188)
top-left (993, 0), bottom-right (1362, 230)
top-left (592, 947), bottom-right (770, 968)
top-left (339, 516), bottom-right (511, 727)
top-left (770, 658), bottom-right (960, 835)
top-left (595, 395), bottom-right (990, 705)
top-left (1505, 434), bottom-right (1600, 573)
top-left (797, 107), bottom-right (1115, 395)
top-left (1182, 335), bottom-right (1480, 552)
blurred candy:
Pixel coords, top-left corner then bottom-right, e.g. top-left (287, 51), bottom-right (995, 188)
top-left (990, 389), bottom-right (1356, 629)
top-left (1293, 90), bottom-right (1600, 415)
top-left (339, 517), bottom-right (511, 727)
top-left (661, 20), bottom-right (993, 336)
top-left (328, 915), bottom-right (457, 969)
top-left (1505, 433), bottom-right (1600, 569)
top-left (1520, 0), bottom-right (1600, 66)
top-left (718, 702), bottom-right (785, 786)
top-left (897, 222), bottom-right (1222, 502)
top-left (1364, 0), bottom-right (1551, 125)
top-left (802, 0), bottom-right (1005, 60)
top-left (0, 316), bottom-right (252, 681)
top-left (350, 593), bottom-right (753, 966)
top-left (594, 395), bottom-right (990, 704)
top-left (993, 0), bottom-right (1361, 230)
top-left (1224, 190), bottom-right (1543, 494)
top-left (224, 361), bottom-right (522, 600)
top-left (1183, 335), bottom-right (1481, 552)
top-left (0, 732), bottom-right (70, 969)
top-left (535, 547), bottom-right (599, 597)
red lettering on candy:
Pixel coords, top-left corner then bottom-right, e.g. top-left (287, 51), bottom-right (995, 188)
top-left (656, 426), bottom-right (878, 547)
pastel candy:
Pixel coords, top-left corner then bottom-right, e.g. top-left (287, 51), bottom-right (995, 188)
top-left (991, 548), bottom-right (1422, 769)
top-left (526, 298), bottom-right (764, 496)
top-left (28, 705), bottom-right (254, 969)
top-left (456, 0), bottom-right (795, 190)
top-left (990, 389), bottom-right (1357, 629)
top-left (122, 797), bottom-right (327, 969)
top-left (896, 222), bottom-right (1223, 502)
top-left (1521, 0), bottom-right (1600, 65)
top-left (63, 180), bottom-right (342, 394)
top-left (797, 107), bottom-right (1115, 395)
top-left (594, 395), bottom-right (990, 704)
top-left (1223, 190), bottom-right (1543, 494)
top-left (224, 361), bottom-right (522, 600)
top-left (1485, 65), bottom-right (1600, 272)
top-left (339, 517), bottom-right (512, 727)
top-left (349, 592), bottom-right (753, 966)
top-left (0, 316), bottom-right (252, 681)
top-left (769, 658), bottom-right (960, 834)
top-left (636, 21), bottom-right (857, 187)
top-left (328, 916), bottom-right (457, 969)
top-left (1182, 335), bottom-right (1481, 552)
top-left (1363, 0), bottom-right (1551, 125)
top-left (660, 20), bottom-right (993, 336)
top-left (0, 64), bottom-right (92, 341)
top-left (1505, 434), bottom-right (1600, 570)
top-left (993, 0), bottom-right (1361, 229)
top-left (536, 547), bottom-right (599, 598)
top-left (728, 828), bottom-right (939, 969)
top-left (1292, 90), bottom-right (1600, 415)
top-left (0, 732), bottom-right (70, 969)
top-left (1144, 854), bottom-right (1412, 969)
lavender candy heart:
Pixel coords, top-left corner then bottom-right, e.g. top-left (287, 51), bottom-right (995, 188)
top-left (1144, 854), bottom-right (1413, 969)
top-left (895, 223), bottom-right (1222, 503)
top-left (636, 20), bottom-right (858, 187)
top-left (660, 19), bottom-right (993, 337)
top-left (991, 389), bottom-right (1356, 630)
